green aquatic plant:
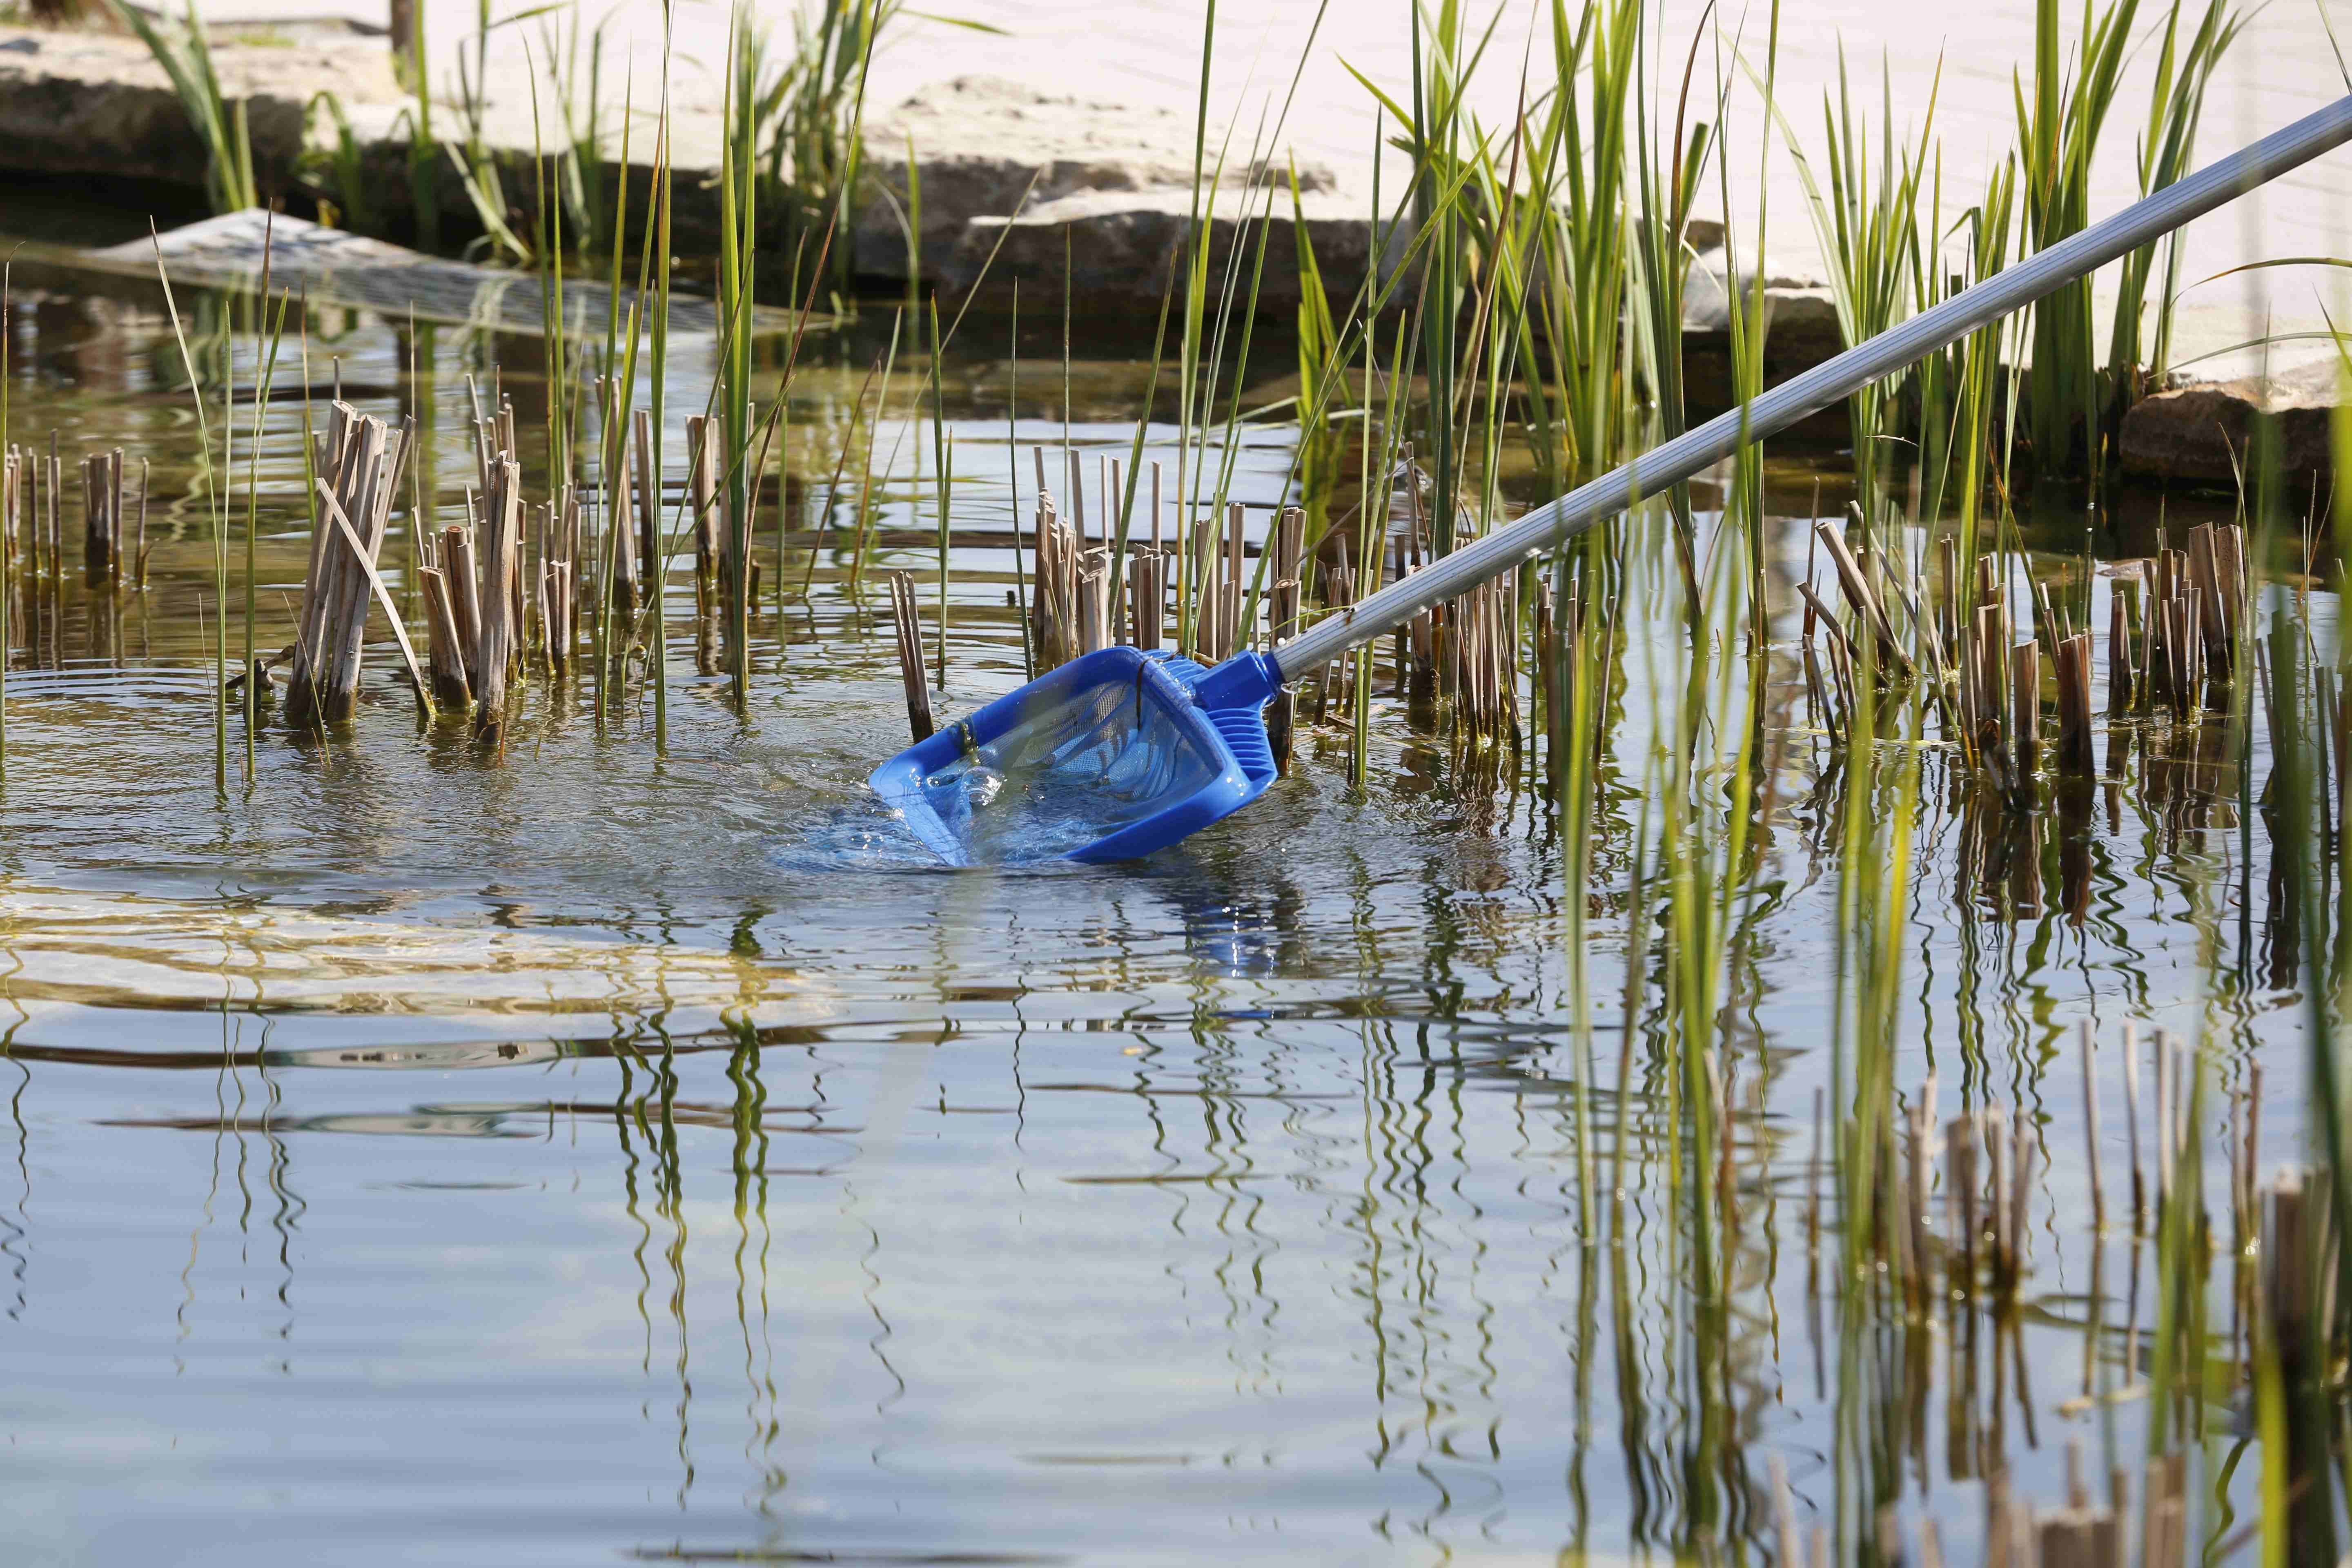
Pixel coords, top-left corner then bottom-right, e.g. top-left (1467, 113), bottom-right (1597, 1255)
top-left (1624, 7), bottom-right (1713, 571)
top-left (2103, 0), bottom-right (2244, 433)
top-left (301, 91), bottom-right (372, 233)
top-left (394, 0), bottom-right (439, 253)
top-left (442, 0), bottom-right (559, 263)
top-left (1713, 0), bottom-right (1780, 661)
top-left (539, 4), bottom-right (617, 259)
top-left (1524, 0), bottom-right (1641, 492)
top-left (2013, 0), bottom-right (2137, 480)
top-left (111, 0), bottom-right (257, 216)
top-left (1779, 50), bottom-right (1937, 527)
top-left (1398, 0), bottom-right (1494, 562)
top-left (718, 1), bottom-right (760, 706)
top-left (2249, 330), bottom-right (2352, 1561)
top-left (646, 23), bottom-right (675, 739)
top-left (238, 274), bottom-right (293, 784)
top-left (751, 0), bottom-right (907, 302)
top-left (147, 226), bottom-right (231, 793)
top-left (1919, 154), bottom-right (2018, 586)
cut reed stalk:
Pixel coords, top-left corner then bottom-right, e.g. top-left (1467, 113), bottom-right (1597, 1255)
top-left (80, 449), bottom-right (123, 588)
top-left (419, 563), bottom-right (472, 710)
top-left (886, 569), bottom-right (933, 744)
top-left (473, 455), bottom-right (523, 733)
top-left (287, 403), bottom-right (411, 728)
top-left (1265, 505), bottom-right (1305, 772)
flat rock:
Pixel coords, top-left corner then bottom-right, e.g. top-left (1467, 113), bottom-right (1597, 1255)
top-left (858, 76), bottom-right (1337, 282)
top-left (939, 185), bottom-right (1391, 314)
top-left (2119, 353), bottom-right (2344, 484)
top-left (74, 209), bottom-right (796, 337)
top-left (0, 24), bottom-right (396, 191)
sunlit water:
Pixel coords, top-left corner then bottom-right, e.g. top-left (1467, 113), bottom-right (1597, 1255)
top-left (0, 252), bottom-right (2323, 1564)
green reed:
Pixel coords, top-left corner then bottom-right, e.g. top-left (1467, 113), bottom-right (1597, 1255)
top-left (842, 311), bottom-right (903, 593)
top-left (148, 229), bottom-right (229, 792)
top-left (1922, 156), bottom-right (2018, 588)
top-left (753, 0), bottom-right (892, 302)
top-left (301, 91), bottom-right (373, 234)
top-left (1350, 0), bottom-right (1645, 505)
top-left (1285, 165), bottom-right (1345, 549)
top-left (541, 6), bottom-right (616, 259)
top-left (1625, 10), bottom-right (1711, 563)
top-left (925, 298), bottom-right (949, 684)
top-left (1401, 0), bottom-right (1490, 561)
top-left (2251, 334), bottom-right (2352, 1557)
top-left (719, 2), bottom-right (760, 705)
top-left (526, 61), bottom-right (575, 505)
top-left (2104, 0), bottom-right (2244, 432)
top-left (648, 26), bottom-right (675, 739)
top-left (1782, 53), bottom-right (1936, 528)
top-left (1527, 0), bottom-right (1640, 491)
top-left (2318, 339), bottom-right (2352, 1539)
top-left (112, 0), bottom-right (255, 214)
top-left (394, 0), bottom-right (435, 251)
top-left (1108, 229), bottom-right (1180, 629)
top-left (1550, 541), bottom-right (1616, 1230)
top-left (2015, 0), bottom-right (2137, 480)
top-left (592, 71), bottom-right (644, 728)
top-left (1170, 0), bottom-right (1220, 659)
top-left (239, 280), bottom-right (293, 783)
top-left (447, 0), bottom-right (532, 263)
top-left (1710, 0), bottom-right (1778, 661)
top-left (1126, 8), bottom-right (2348, 1543)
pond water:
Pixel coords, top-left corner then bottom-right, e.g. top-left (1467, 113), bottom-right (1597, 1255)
top-left (0, 248), bottom-right (2320, 1565)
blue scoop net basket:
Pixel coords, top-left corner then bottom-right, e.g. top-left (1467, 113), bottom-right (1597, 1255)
top-left (866, 648), bottom-right (1283, 866)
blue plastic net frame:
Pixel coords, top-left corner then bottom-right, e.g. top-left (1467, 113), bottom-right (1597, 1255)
top-left (867, 646), bottom-right (1279, 866)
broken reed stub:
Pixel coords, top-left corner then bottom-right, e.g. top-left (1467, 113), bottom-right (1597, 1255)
top-left (80, 448), bottom-right (123, 588)
top-left (887, 570), bottom-right (935, 744)
top-left (286, 402), bottom-right (412, 728)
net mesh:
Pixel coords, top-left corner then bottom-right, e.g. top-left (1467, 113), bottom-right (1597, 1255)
top-left (911, 670), bottom-right (1221, 865)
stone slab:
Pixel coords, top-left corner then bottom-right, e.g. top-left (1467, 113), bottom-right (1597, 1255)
top-left (858, 76), bottom-right (1336, 284)
top-left (0, 23), bottom-right (396, 191)
top-left (940, 185), bottom-right (1390, 315)
top-left (2119, 351), bottom-right (2346, 485)
top-left (76, 208), bottom-right (800, 337)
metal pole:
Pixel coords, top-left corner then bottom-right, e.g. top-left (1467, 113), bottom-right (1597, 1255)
top-left (1273, 93), bottom-right (2352, 680)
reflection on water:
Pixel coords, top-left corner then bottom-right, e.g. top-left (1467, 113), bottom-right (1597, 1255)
top-left (0, 260), bottom-right (2321, 1564)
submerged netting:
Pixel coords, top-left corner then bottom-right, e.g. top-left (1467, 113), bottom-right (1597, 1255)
top-left (908, 670), bottom-right (1224, 865)
top-left (84, 211), bottom-right (803, 339)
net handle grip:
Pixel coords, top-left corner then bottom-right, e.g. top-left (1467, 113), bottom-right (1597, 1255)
top-left (1272, 92), bottom-right (2352, 681)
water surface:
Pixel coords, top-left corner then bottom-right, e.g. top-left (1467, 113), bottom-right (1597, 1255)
top-left (0, 259), bottom-right (2314, 1565)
